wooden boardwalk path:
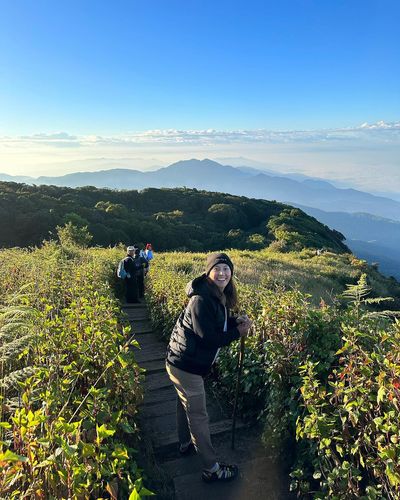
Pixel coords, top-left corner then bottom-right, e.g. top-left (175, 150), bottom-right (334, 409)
top-left (123, 302), bottom-right (291, 500)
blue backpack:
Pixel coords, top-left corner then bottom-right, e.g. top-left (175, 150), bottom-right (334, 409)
top-left (116, 259), bottom-right (128, 279)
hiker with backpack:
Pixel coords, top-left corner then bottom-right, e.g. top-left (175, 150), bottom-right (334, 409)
top-left (118, 245), bottom-right (140, 303)
top-left (117, 245), bottom-right (148, 303)
top-left (144, 243), bottom-right (154, 262)
top-left (166, 253), bottom-right (252, 483)
top-left (134, 247), bottom-right (149, 299)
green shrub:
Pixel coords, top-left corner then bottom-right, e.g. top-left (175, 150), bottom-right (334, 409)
top-left (145, 250), bottom-right (400, 498)
top-left (0, 244), bottom-right (150, 498)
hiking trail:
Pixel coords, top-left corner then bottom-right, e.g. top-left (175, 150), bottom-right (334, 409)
top-left (123, 302), bottom-right (291, 500)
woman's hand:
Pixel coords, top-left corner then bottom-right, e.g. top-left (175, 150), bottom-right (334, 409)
top-left (237, 317), bottom-right (252, 337)
top-left (236, 314), bottom-right (247, 324)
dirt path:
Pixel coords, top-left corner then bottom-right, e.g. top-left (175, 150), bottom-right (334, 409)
top-left (123, 303), bottom-right (292, 500)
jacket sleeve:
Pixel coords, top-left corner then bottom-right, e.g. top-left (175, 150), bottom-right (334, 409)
top-left (227, 316), bottom-right (238, 329)
top-left (189, 296), bottom-right (240, 348)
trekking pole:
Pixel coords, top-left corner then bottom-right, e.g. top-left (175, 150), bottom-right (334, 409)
top-left (231, 334), bottom-right (245, 449)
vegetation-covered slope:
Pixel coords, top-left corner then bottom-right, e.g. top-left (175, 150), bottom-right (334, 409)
top-left (1, 235), bottom-right (399, 497)
top-left (0, 181), bottom-right (347, 253)
top-left (146, 249), bottom-right (400, 498)
top-left (0, 244), bottom-right (149, 498)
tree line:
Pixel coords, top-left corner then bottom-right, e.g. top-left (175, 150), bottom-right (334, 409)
top-left (0, 181), bottom-right (348, 253)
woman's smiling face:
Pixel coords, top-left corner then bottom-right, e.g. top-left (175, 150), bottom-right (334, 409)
top-left (208, 264), bottom-right (232, 291)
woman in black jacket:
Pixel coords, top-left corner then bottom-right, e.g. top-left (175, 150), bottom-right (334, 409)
top-left (166, 252), bottom-right (251, 483)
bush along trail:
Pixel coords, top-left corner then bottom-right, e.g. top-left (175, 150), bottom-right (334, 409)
top-left (2, 244), bottom-right (400, 498)
top-left (146, 250), bottom-right (400, 499)
top-left (0, 243), bottom-right (152, 499)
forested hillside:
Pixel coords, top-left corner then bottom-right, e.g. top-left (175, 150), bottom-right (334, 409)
top-left (0, 181), bottom-right (347, 253)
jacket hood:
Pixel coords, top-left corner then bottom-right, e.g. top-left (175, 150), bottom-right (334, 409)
top-left (185, 274), bottom-right (226, 304)
top-left (185, 274), bottom-right (209, 298)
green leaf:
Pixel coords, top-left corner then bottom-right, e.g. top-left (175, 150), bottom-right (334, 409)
top-left (120, 422), bottom-right (135, 434)
top-left (58, 468), bottom-right (68, 482)
top-left (81, 443), bottom-right (96, 458)
top-left (342, 461), bottom-right (350, 471)
top-left (96, 423), bottom-right (115, 442)
top-left (129, 488), bottom-right (140, 500)
top-left (139, 487), bottom-right (155, 496)
top-left (0, 450), bottom-right (28, 462)
top-left (386, 465), bottom-right (400, 487)
top-left (118, 353), bottom-right (128, 369)
top-left (112, 445), bottom-right (129, 460)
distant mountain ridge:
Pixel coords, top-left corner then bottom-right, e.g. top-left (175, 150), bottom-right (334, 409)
top-left (2, 159), bottom-right (400, 220)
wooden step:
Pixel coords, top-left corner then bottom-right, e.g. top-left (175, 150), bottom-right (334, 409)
top-left (135, 345), bottom-right (166, 358)
top-left (129, 318), bottom-right (150, 325)
top-left (142, 399), bottom-right (176, 418)
top-left (172, 455), bottom-right (288, 500)
top-left (135, 350), bottom-right (166, 364)
top-left (144, 386), bottom-right (176, 406)
top-left (133, 344), bottom-right (166, 361)
top-left (126, 314), bottom-right (150, 322)
top-left (131, 325), bottom-right (154, 334)
top-left (145, 371), bottom-right (171, 391)
top-left (153, 419), bottom-right (246, 456)
top-left (135, 337), bottom-right (165, 350)
top-left (122, 303), bottom-right (147, 310)
top-left (144, 412), bottom-right (177, 434)
top-left (140, 359), bottom-right (166, 374)
top-left (162, 428), bottom-right (269, 479)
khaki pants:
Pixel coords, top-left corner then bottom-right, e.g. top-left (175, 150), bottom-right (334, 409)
top-left (166, 363), bottom-right (217, 469)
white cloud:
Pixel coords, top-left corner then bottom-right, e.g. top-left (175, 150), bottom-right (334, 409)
top-left (0, 121), bottom-right (399, 150)
top-left (0, 121), bottom-right (399, 192)
top-left (2, 132), bottom-right (82, 148)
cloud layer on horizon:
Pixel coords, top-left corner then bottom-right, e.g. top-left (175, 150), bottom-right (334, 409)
top-left (1, 121), bottom-right (399, 149)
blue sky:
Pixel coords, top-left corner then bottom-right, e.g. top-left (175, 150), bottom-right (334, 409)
top-left (1, 0), bottom-right (399, 133)
top-left (0, 1), bottom-right (399, 192)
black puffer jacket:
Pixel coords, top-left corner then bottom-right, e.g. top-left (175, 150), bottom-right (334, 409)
top-left (166, 274), bottom-right (240, 376)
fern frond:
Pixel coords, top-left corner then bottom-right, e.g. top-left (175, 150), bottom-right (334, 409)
top-left (0, 304), bottom-right (35, 318)
top-left (342, 273), bottom-right (371, 302)
top-left (0, 333), bottom-right (33, 362)
top-left (363, 297), bottom-right (394, 304)
top-left (0, 321), bottom-right (32, 341)
top-left (0, 366), bottom-right (37, 390)
top-left (365, 310), bottom-right (400, 319)
top-left (2, 283), bottom-right (34, 306)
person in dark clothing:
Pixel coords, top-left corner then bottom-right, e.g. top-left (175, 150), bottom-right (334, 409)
top-left (134, 247), bottom-right (149, 299)
top-left (166, 252), bottom-right (252, 483)
top-left (123, 246), bottom-right (139, 303)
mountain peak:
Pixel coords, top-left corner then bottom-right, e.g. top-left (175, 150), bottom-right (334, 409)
top-left (165, 158), bottom-right (238, 173)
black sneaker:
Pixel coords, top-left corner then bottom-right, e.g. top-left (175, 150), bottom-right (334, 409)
top-left (202, 463), bottom-right (238, 483)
